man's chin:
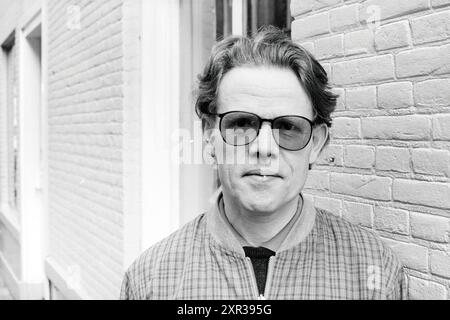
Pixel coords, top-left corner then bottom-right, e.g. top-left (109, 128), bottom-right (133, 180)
top-left (239, 195), bottom-right (280, 214)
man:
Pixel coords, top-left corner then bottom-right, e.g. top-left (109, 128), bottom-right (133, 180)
top-left (120, 27), bottom-right (405, 300)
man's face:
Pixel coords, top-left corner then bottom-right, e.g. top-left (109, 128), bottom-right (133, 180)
top-left (207, 66), bottom-right (328, 214)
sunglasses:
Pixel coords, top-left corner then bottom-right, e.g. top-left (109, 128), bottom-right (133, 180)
top-left (209, 111), bottom-right (314, 151)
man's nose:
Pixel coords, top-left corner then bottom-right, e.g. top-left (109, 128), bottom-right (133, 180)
top-left (249, 122), bottom-right (280, 161)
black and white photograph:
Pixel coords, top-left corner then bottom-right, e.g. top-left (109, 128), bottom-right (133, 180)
top-left (0, 0), bottom-right (449, 303)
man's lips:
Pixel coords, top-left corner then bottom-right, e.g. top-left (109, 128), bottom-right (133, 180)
top-left (243, 169), bottom-right (282, 178)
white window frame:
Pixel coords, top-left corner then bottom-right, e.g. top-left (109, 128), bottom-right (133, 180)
top-left (16, 0), bottom-right (47, 299)
top-left (0, 0), bottom-right (47, 300)
top-left (221, 0), bottom-right (293, 37)
top-left (232, 0), bottom-right (244, 35)
top-left (140, 0), bottom-right (181, 250)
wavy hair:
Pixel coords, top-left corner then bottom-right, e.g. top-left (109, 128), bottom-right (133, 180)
top-left (195, 27), bottom-right (338, 137)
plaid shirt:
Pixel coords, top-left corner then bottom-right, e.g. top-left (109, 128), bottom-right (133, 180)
top-left (120, 191), bottom-right (406, 300)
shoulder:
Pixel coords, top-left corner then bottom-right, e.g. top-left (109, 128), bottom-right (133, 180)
top-left (314, 207), bottom-right (405, 297)
top-left (314, 208), bottom-right (404, 272)
top-left (315, 207), bottom-right (386, 252)
top-left (120, 214), bottom-right (206, 299)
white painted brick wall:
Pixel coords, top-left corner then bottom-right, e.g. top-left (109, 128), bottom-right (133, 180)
top-left (315, 34), bottom-right (344, 59)
top-left (47, 0), bottom-right (125, 299)
top-left (296, 0), bottom-right (450, 299)
top-left (396, 44), bottom-right (450, 78)
top-left (408, 276), bottom-right (447, 300)
top-left (411, 10), bottom-right (450, 45)
top-left (346, 86), bottom-right (377, 110)
top-left (377, 82), bottom-right (413, 109)
top-left (343, 201), bottom-right (373, 228)
top-left (344, 145), bottom-right (375, 169)
top-left (344, 29), bottom-right (374, 56)
top-left (374, 21), bottom-right (412, 51)
top-left (375, 147), bottom-right (410, 172)
top-left (415, 79), bottom-right (450, 107)
top-left (332, 54), bottom-right (395, 85)
top-left (329, 4), bottom-right (359, 32)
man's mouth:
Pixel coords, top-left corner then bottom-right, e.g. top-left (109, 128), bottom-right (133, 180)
top-left (243, 169), bottom-right (282, 179)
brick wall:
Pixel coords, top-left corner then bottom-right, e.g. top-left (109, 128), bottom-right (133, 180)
top-left (293, 0), bottom-right (450, 299)
top-left (47, 0), bottom-right (125, 299)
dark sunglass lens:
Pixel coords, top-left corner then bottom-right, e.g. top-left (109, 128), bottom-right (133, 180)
top-left (221, 112), bottom-right (259, 146)
top-left (273, 117), bottom-right (312, 150)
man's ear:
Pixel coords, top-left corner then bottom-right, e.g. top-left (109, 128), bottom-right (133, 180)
top-left (309, 123), bottom-right (329, 166)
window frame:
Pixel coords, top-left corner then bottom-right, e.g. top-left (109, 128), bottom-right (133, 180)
top-left (216, 0), bottom-right (293, 38)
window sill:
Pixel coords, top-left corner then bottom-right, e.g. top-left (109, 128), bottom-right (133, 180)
top-left (0, 204), bottom-right (20, 242)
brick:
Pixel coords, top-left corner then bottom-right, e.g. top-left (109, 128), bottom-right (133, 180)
top-left (342, 201), bottom-right (373, 227)
top-left (322, 63), bottom-right (331, 79)
top-left (393, 179), bottom-right (450, 209)
top-left (346, 86), bottom-right (377, 110)
top-left (330, 4), bottom-right (359, 32)
top-left (344, 29), bottom-right (374, 55)
top-left (411, 212), bottom-right (449, 243)
top-left (411, 148), bottom-right (450, 176)
top-left (42, 0), bottom-right (136, 299)
top-left (333, 88), bottom-right (345, 111)
top-left (330, 173), bottom-right (392, 200)
top-left (383, 239), bottom-right (428, 272)
top-left (408, 277), bottom-right (447, 300)
top-left (300, 42), bottom-right (315, 55)
top-left (315, 196), bottom-right (342, 217)
top-left (376, 147), bottom-right (410, 172)
top-left (333, 55), bottom-right (394, 85)
top-left (313, 0), bottom-right (341, 10)
top-left (290, 0), bottom-right (313, 16)
top-left (433, 114), bottom-right (450, 140)
top-left (344, 145), bottom-right (375, 169)
top-left (316, 144), bottom-right (344, 166)
top-left (291, 0), bottom-right (341, 15)
top-left (415, 79), bottom-right (450, 107)
top-left (430, 250), bottom-right (450, 278)
top-left (315, 34), bottom-right (344, 59)
top-left (291, 12), bottom-right (330, 41)
top-left (375, 21), bottom-right (411, 51)
top-left (378, 82), bottom-right (413, 109)
top-left (411, 11), bottom-right (450, 44)
top-left (374, 207), bottom-right (409, 235)
top-left (304, 170), bottom-right (329, 191)
top-left (396, 44), bottom-right (450, 78)
top-left (432, 0), bottom-right (450, 8)
top-left (360, 0), bottom-right (429, 23)
top-left (331, 117), bottom-right (360, 139)
top-left (362, 115), bottom-right (430, 140)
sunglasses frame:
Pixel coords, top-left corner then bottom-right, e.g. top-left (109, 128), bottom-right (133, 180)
top-left (209, 111), bottom-right (315, 151)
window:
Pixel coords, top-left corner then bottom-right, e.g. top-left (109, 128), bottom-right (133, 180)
top-left (216, 0), bottom-right (293, 39)
top-left (2, 35), bottom-right (19, 212)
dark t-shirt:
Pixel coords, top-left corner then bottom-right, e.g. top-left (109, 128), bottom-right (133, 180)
top-left (243, 246), bottom-right (276, 295)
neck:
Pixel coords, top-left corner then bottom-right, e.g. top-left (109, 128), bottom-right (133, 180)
top-left (222, 194), bottom-right (301, 247)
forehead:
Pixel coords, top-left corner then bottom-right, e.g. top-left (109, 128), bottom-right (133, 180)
top-left (217, 66), bottom-right (313, 119)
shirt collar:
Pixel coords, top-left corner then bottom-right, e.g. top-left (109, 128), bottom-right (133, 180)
top-left (205, 187), bottom-right (316, 256)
